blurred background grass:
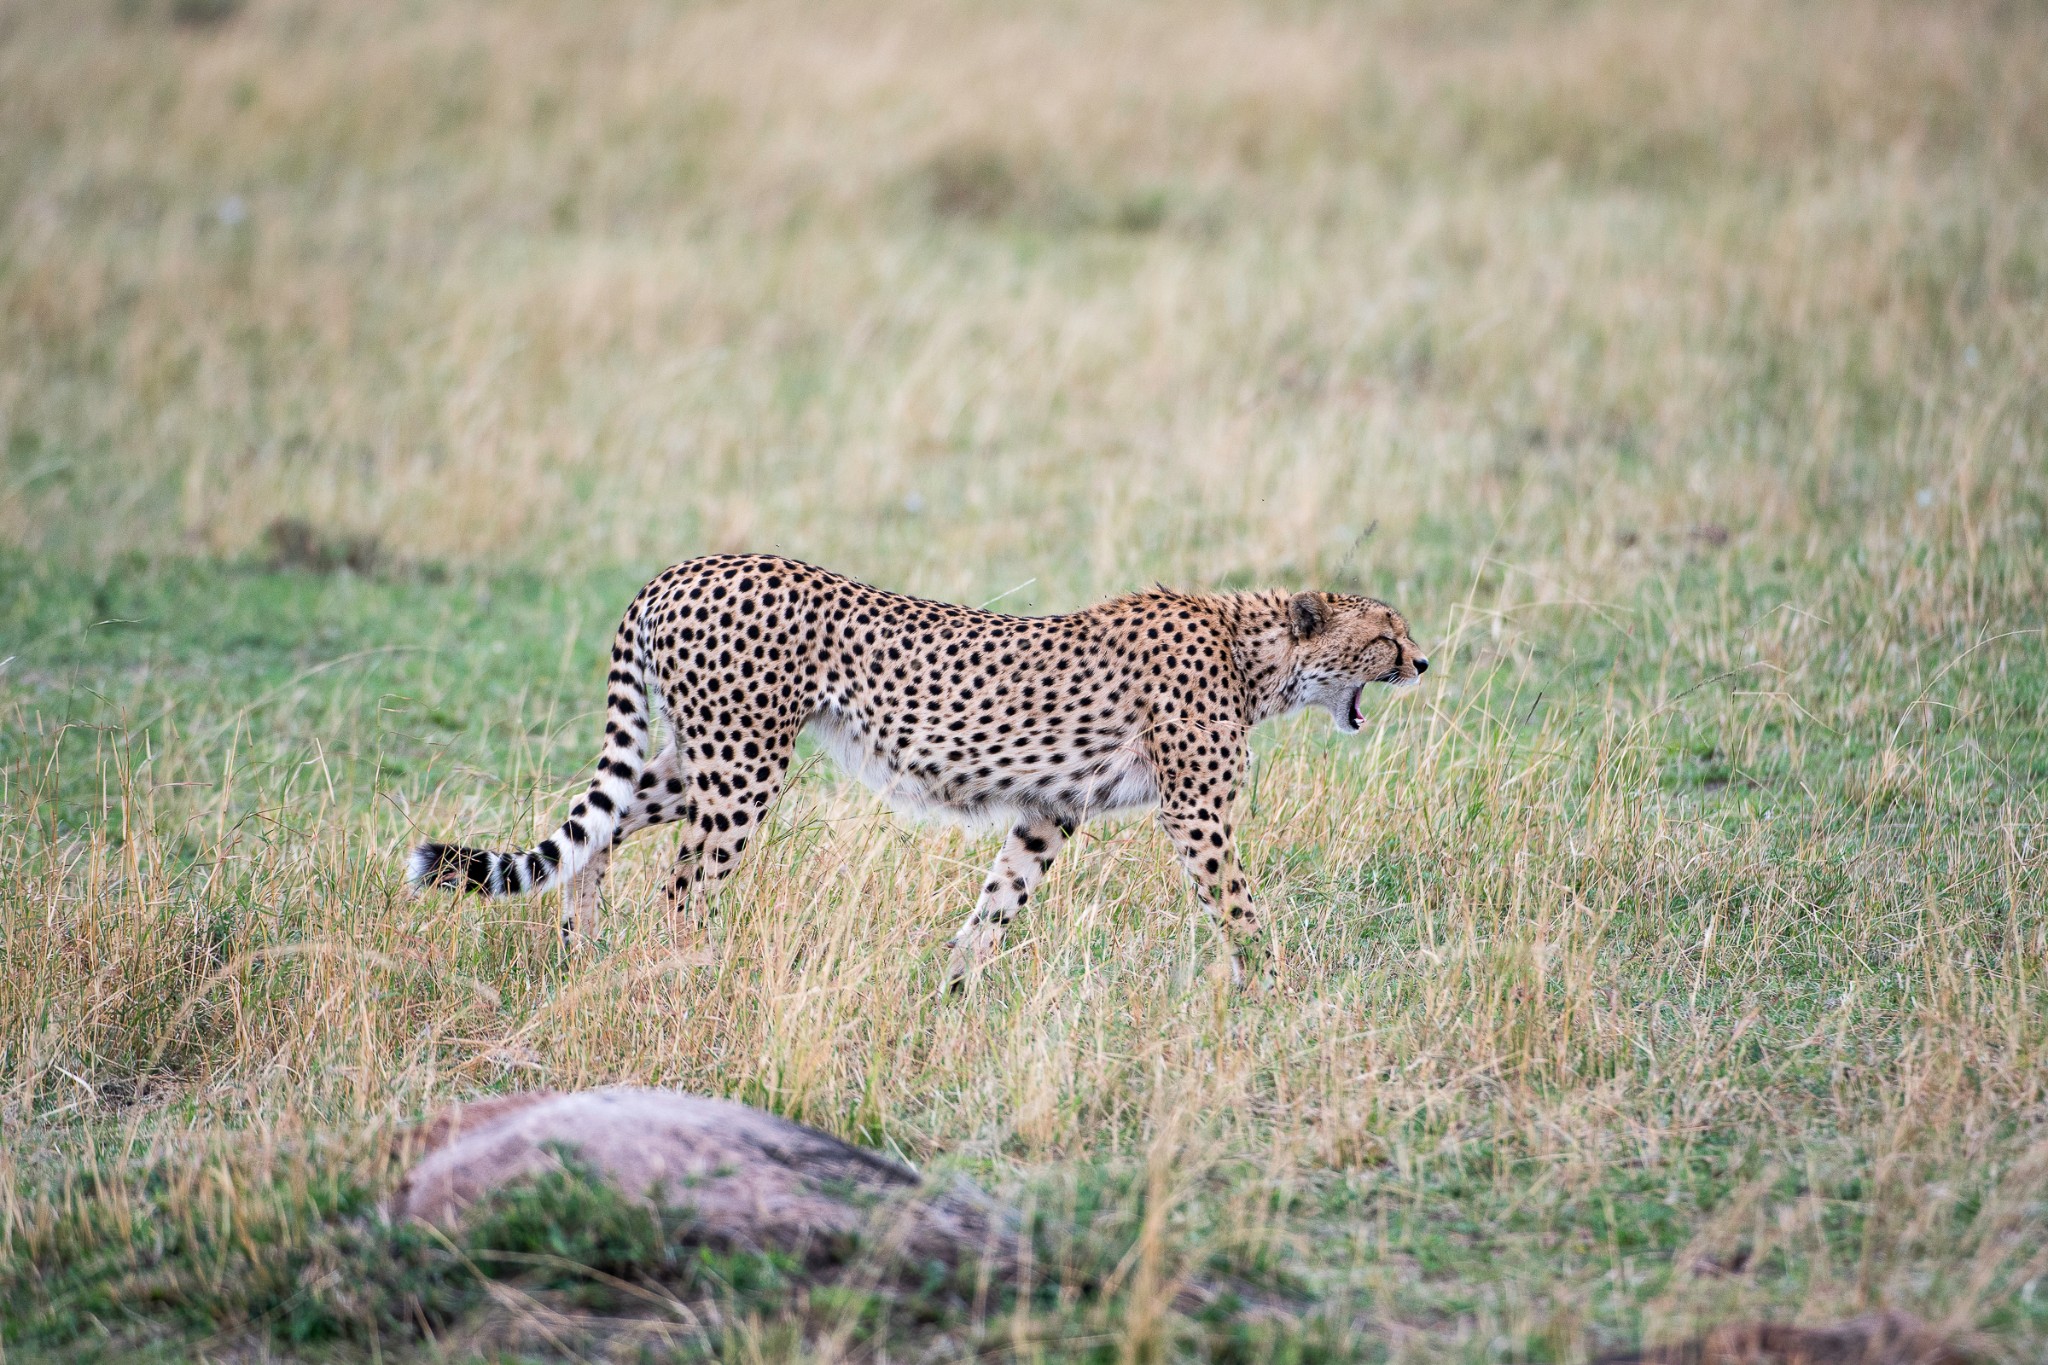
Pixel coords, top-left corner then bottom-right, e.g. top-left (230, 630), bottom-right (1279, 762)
top-left (2, 1), bottom-right (2046, 1360)
top-left (5, 0), bottom-right (2043, 595)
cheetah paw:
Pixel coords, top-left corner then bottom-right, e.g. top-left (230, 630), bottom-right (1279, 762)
top-left (1229, 948), bottom-right (1277, 994)
top-left (941, 946), bottom-right (975, 997)
top-left (941, 921), bottom-right (1004, 997)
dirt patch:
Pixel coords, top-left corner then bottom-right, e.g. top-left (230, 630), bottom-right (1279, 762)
top-left (1599, 1310), bottom-right (1980, 1365)
top-left (262, 517), bottom-right (383, 575)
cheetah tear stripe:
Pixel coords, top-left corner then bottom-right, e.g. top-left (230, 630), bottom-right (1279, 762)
top-left (407, 585), bottom-right (657, 901)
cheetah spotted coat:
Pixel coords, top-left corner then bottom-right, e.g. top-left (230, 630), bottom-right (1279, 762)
top-left (408, 554), bottom-right (1427, 985)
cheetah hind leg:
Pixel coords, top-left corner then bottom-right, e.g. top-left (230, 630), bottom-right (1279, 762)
top-left (560, 845), bottom-right (610, 950)
top-left (558, 741), bottom-right (688, 952)
top-left (660, 725), bottom-right (796, 934)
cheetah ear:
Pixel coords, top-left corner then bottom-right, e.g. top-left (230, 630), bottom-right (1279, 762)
top-left (1287, 592), bottom-right (1331, 642)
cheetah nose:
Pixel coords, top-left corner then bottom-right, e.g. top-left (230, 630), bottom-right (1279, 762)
top-left (1414, 656), bottom-right (1429, 675)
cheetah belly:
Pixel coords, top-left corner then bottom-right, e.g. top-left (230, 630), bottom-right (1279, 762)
top-left (1075, 740), bottom-right (1161, 819)
top-left (803, 707), bottom-right (998, 825)
top-left (803, 707), bottom-right (1161, 827)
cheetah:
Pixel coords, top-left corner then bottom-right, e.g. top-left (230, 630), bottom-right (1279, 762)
top-left (407, 554), bottom-right (1428, 987)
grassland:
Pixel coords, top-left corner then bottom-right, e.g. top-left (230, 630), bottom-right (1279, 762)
top-left (3, 0), bottom-right (2047, 1359)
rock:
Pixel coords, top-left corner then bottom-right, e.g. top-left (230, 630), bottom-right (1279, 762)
top-left (399, 1089), bottom-right (560, 1162)
top-left (392, 1087), bottom-right (1018, 1273)
top-left (1598, 1310), bottom-right (1979, 1365)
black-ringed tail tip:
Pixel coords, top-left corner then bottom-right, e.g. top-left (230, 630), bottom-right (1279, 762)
top-left (401, 553), bottom-right (1427, 992)
top-left (406, 839), bottom-right (572, 897)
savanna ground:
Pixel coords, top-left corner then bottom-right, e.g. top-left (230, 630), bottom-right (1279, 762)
top-left (3, 0), bottom-right (2047, 1359)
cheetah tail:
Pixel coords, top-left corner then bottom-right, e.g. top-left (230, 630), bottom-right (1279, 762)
top-left (406, 591), bottom-right (655, 899)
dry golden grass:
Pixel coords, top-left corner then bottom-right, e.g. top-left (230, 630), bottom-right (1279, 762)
top-left (2, 0), bottom-right (2046, 1359)
top-left (5, 0), bottom-right (2044, 588)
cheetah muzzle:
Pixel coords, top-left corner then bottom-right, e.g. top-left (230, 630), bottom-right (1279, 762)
top-left (405, 555), bottom-right (1429, 992)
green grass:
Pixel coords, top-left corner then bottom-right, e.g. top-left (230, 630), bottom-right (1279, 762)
top-left (5, 535), bottom-right (2044, 1359)
top-left (5, 0), bottom-right (2048, 1359)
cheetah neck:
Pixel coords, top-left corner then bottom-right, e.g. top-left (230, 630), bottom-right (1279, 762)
top-left (1220, 591), bottom-right (1301, 725)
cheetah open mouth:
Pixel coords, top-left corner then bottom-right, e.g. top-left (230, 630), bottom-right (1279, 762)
top-left (1349, 685), bottom-right (1368, 729)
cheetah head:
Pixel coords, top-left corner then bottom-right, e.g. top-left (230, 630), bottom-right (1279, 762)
top-left (1283, 591), bottom-right (1429, 733)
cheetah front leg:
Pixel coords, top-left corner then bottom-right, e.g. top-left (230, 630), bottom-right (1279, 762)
top-left (1147, 717), bottom-right (1264, 984)
top-left (1155, 801), bottom-right (1265, 983)
top-left (943, 816), bottom-right (1073, 993)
